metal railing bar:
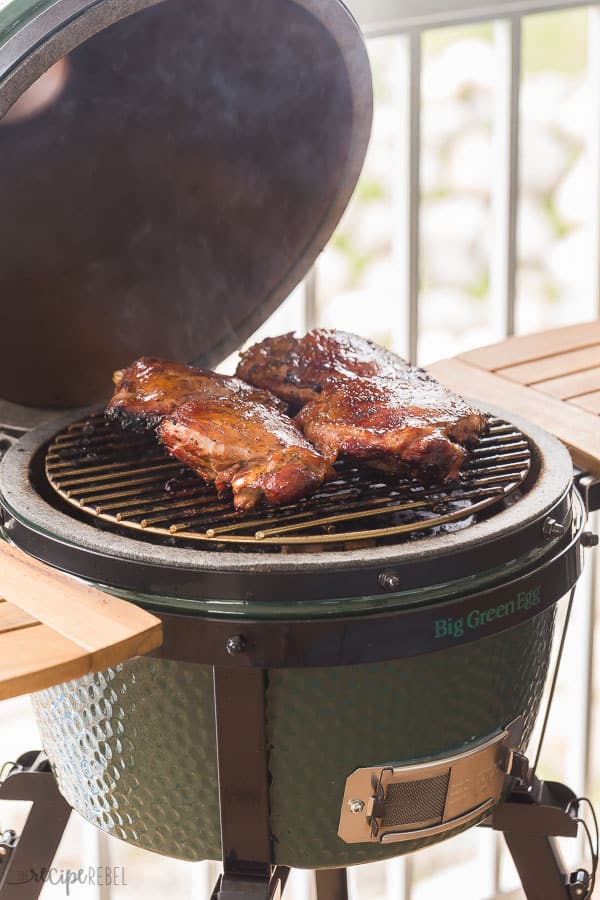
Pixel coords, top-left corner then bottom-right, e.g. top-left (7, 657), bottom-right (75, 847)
top-left (583, 511), bottom-right (598, 800)
top-left (588, 6), bottom-right (600, 318)
top-left (353, 0), bottom-right (594, 38)
top-left (303, 266), bottom-right (318, 332)
top-left (393, 30), bottom-right (421, 364)
top-left (491, 16), bottom-right (522, 340)
top-left (492, 830), bottom-right (503, 895)
top-left (386, 855), bottom-right (413, 900)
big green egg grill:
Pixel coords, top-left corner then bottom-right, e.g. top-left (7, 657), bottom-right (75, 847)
top-left (0, 0), bottom-right (592, 894)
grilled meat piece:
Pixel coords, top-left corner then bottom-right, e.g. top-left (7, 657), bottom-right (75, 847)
top-left (158, 395), bottom-right (334, 511)
top-left (296, 376), bottom-right (471, 482)
top-left (236, 329), bottom-right (405, 407)
top-left (107, 356), bottom-right (284, 429)
top-left (237, 329), bottom-right (487, 483)
top-left (106, 357), bottom-right (332, 510)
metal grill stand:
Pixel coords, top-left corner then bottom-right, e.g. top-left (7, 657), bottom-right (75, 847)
top-left (206, 666), bottom-right (595, 900)
top-left (0, 752), bottom-right (71, 900)
top-left (0, 730), bottom-right (594, 900)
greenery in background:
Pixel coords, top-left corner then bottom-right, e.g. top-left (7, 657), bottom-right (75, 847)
top-left (424, 8), bottom-right (588, 75)
top-left (323, 6), bottom-right (593, 338)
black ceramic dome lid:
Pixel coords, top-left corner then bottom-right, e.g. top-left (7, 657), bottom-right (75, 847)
top-left (0, 0), bottom-right (372, 410)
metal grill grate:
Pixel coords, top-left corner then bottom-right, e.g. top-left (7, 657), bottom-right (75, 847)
top-left (44, 414), bottom-right (531, 549)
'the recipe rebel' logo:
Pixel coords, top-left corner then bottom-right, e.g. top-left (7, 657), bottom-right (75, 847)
top-left (433, 585), bottom-right (542, 640)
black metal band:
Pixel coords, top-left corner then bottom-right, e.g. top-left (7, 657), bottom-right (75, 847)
top-left (154, 520), bottom-right (584, 669)
top-left (213, 667), bottom-right (272, 878)
top-left (1, 485), bottom-right (573, 604)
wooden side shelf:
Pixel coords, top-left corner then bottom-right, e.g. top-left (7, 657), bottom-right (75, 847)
top-left (0, 542), bottom-right (162, 701)
top-left (429, 321), bottom-right (600, 477)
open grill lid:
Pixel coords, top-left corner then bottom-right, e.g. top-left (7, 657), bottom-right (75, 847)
top-left (0, 0), bottom-right (372, 412)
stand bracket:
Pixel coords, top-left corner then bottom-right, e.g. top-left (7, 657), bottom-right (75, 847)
top-left (0, 751), bottom-right (71, 900)
top-left (483, 777), bottom-right (595, 900)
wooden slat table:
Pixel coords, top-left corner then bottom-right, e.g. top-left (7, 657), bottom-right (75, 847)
top-left (0, 541), bottom-right (162, 701)
top-left (429, 321), bottom-right (600, 477)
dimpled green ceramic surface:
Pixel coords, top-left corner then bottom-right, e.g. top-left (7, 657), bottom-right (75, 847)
top-left (32, 606), bottom-right (555, 867)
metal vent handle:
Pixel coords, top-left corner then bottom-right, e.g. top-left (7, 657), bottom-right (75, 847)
top-left (338, 717), bottom-right (525, 844)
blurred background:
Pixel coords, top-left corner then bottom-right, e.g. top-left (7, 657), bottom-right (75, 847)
top-left (2, 3), bottom-right (600, 897)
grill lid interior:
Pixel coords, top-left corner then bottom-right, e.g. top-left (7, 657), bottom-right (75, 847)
top-left (0, 0), bottom-right (372, 413)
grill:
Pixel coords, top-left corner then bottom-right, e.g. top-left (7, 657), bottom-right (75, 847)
top-left (0, 0), bottom-right (594, 894)
top-left (44, 413), bottom-right (531, 548)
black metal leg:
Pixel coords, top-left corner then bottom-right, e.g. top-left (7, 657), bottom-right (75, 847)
top-left (485, 779), bottom-right (592, 900)
top-left (0, 751), bottom-right (71, 900)
top-left (211, 869), bottom-right (288, 900)
top-left (315, 868), bottom-right (349, 900)
top-left (504, 833), bottom-right (573, 900)
top-left (211, 666), bottom-right (283, 900)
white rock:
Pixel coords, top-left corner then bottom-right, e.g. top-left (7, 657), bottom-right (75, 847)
top-left (517, 195), bottom-right (555, 264)
top-left (342, 200), bottom-right (393, 257)
top-left (371, 104), bottom-right (398, 146)
top-left (419, 287), bottom-right (481, 332)
top-left (421, 146), bottom-right (444, 196)
top-left (317, 246), bottom-right (352, 298)
top-left (360, 258), bottom-right (398, 292)
top-left (537, 286), bottom-right (596, 328)
top-left (423, 242), bottom-right (487, 289)
top-left (421, 195), bottom-right (489, 246)
top-left (555, 79), bottom-right (590, 142)
top-left (554, 152), bottom-right (591, 227)
top-left (422, 100), bottom-right (473, 149)
top-left (316, 288), bottom-right (395, 347)
top-left (521, 72), bottom-right (572, 129)
top-left (359, 142), bottom-right (395, 196)
top-left (514, 268), bottom-right (553, 334)
top-left (446, 127), bottom-right (492, 194)
top-left (544, 228), bottom-right (593, 292)
top-left (421, 196), bottom-right (489, 288)
top-left (422, 39), bottom-right (495, 103)
top-left (419, 325), bottom-right (498, 366)
top-left (520, 124), bottom-right (570, 194)
top-left (419, 329), bottom-right (466, 365)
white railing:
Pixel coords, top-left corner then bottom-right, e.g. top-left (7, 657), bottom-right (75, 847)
top-left (345, 0), bottom-right (600, 361)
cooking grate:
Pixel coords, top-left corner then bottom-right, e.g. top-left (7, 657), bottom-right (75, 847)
top-left (44, 413), bottom-right (531, 549)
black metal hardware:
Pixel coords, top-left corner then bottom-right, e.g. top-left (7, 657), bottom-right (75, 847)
top-left (226, 635), bottom-right (247, 656)
top-left (569, 869), bottom-right (591, 898)
top-left (213, 667), bottom-right (272, 881)
top-left (153, 522), bottom-right (583, 669)
top-left (0, 427), bottom-right (22, 466)
top-left (575, 472), bottom-right (600, 513)
top-left (0, 751), bottom-right (71, 900)
top-left (484, 778), bottom-right (595, 900)
top-left (378, 572), bottom-right (400, 592)
top-left (544, 517), bottom-right (567, 539)
top-left (314, 869), bottom-right (348, 900)
top-left (211, 869), bottom-right (289, 900)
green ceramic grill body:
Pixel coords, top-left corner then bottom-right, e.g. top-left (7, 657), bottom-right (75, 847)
top-left (29, 597), bottom-right (556, 868)
top-left (15, 418), bottom-right (578, 867)
top-left (2, 412), bottom-right (581, 867)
